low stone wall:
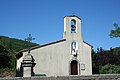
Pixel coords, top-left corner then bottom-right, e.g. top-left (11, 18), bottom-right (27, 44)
top-left (0, 74), bottom-right (120, 80)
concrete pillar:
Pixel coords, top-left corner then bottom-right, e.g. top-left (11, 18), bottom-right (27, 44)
top-left (21, 53), bottom-right (36, 77)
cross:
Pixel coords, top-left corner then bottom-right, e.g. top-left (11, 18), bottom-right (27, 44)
top-left (113, 23), bottom-right (118, 27)
top-left (25, 34), bottom-right (35, 53)
top-left (72, 12), bottom-right (76, 16)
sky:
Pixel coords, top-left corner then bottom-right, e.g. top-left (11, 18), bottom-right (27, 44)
top-left (0, 0), bottom-right (120, 50)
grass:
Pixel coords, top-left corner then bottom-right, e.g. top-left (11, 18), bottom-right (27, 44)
top-left (0, 68), bottom-right (16, 77)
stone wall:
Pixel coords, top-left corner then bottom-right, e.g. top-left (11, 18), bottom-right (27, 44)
top-left (0, 74), bottom-right (120, 80)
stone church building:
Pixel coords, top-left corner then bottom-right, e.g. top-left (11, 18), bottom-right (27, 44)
top-left (16, 15), bottom-right (92, 77)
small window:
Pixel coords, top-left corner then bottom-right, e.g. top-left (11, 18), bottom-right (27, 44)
top-left (81, 64), bottom-right (85, 70)
top-left (71, 19), bottom-right (76, 33)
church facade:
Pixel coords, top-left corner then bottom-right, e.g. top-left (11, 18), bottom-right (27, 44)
top-left (16, 15), bottom-right (92, 77)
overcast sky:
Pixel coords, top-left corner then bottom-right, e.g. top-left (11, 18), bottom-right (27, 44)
top-left (0, 0), bottom-right (120, 50)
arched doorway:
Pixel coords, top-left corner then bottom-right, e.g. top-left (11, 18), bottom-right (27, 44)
top-left (70, 60), bottom-right (78, 75)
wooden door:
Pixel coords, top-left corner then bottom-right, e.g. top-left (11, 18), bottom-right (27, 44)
top-left (71, 60), bottom-right (78, 75)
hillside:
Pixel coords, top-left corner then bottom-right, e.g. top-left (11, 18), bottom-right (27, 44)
top-left (0, 36), bottom-right (39, 77)
top-left (0, 36), bottom-right (38, 52)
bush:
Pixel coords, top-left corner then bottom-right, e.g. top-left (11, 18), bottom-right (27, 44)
top-left (99, 64), bottom-right (120, 74)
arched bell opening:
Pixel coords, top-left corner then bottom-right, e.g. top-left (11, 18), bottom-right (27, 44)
top-left (71, 19), bottom-right (76, 33)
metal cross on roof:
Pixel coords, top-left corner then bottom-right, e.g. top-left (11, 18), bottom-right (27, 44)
top-left (72, 12), bottom-right (76, 16)
top-left (25, 34), bottom-right (35, 53)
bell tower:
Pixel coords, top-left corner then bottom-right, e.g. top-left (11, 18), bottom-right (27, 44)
top-left (63, 15), bottom-right (83, 42)
top-left (64, 16), bottom-right (84, 75)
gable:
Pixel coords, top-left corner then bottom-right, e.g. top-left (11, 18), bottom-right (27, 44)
top-left (16, 39), bottom-right (66, 59)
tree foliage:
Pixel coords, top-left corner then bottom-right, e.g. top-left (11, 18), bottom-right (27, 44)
top-left (0, 36), bottom-right (38, 76)
top-left (92, 47), bottom-right (120, 74)
top-left (0, 45), bottom-right (12, 68)
top-left (109, 23), bottom-right (120, 38)
top-left (99, 64), bottom-right (120, 74)
top-left (0, 36), bottom-right (38, 70)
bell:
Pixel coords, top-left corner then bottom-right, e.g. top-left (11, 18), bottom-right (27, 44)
top-left (71, 25), bottom-right (76, 32)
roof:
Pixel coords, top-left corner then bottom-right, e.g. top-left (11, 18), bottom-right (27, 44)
top-left (83, 41), bottom-right (93, 48)
top-left (64, 15), bottom-right (81, 20)
top-left (16, 39), bottom-right (93, 59)
top-left (16, 39), bottom-right (66, 59)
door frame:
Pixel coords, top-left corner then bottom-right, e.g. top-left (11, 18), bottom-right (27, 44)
top-left (69, 58), bottom-right (80, 75)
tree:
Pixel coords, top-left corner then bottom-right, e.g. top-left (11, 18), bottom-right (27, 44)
top-left (92, 49), bottom-right (100, 74)
top-left (0, 45), bottom-right (12, 68)
top-left (92, 47), bottom-right (120, 74)
top-left (109, 23), bottom-right (120, 38)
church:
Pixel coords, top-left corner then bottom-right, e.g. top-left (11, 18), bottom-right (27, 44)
top-left (16, 15), bottom-right (93, 77)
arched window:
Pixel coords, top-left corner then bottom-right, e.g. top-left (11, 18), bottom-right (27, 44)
top-left (71, 19), bottom-right (76, 33)
top-left (71, 41), bottom-right (78, 56)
